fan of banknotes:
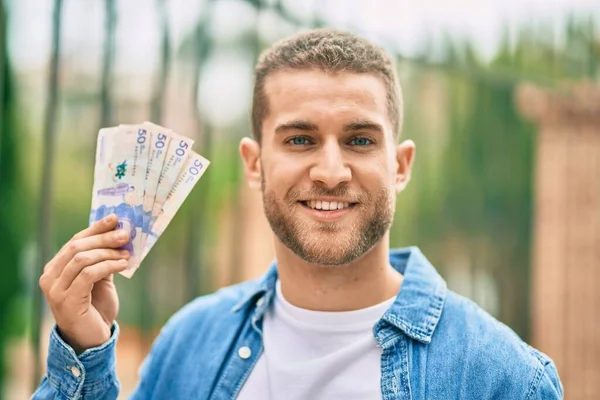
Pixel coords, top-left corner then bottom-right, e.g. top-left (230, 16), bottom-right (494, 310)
top-left (89, 121), bottom-right (210, 278)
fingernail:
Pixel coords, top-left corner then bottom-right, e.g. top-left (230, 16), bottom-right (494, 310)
top-left (104, 214), bottom-right (115, 223)
top-left (114, 231), bottom-right (127, 240)
top-left (120, 250), bottom-right (130, 258)
top-left (118, 259), bottom-right (128, 267)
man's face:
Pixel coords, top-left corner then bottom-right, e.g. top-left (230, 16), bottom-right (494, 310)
top-left (243, 69), bottom-right (413, 266)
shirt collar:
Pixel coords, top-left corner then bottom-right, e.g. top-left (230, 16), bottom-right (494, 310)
top-left (231, 246), bottom-right (447, 344)
top-left (377, 246), bottom-right (447, 344)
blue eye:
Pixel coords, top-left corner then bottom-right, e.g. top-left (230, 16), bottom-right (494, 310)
top-left (289, 137), bottom-right (311, 145)
top-left (349, 137), bottom-right (373, 146)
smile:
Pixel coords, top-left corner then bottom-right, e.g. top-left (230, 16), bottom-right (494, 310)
top-left (297, 200), bottom-right (358, 222)
top-left (299, 200), bottom-right (357, 211)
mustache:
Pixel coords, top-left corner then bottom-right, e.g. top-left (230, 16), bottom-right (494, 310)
top-left (286, 186), bottom-right (368, 203)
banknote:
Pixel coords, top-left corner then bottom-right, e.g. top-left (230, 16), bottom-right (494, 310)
top-left (140, 121), bottom-right (173, 248)
top-left (148, 132), bottom-right (195, 234)
top-left (89, 122), bottom-right (209, 278)
top-left (141, 151), bottom-right (210, 261)
top-left (89, 124), bottom-right (151, 273)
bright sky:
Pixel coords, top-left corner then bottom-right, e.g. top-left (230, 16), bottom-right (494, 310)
top-left (5, 0), bottom-right (599, 125)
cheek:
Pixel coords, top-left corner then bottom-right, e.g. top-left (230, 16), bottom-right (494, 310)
top-left (263, 156), bottom-right (305, 192)
top-left (353, 159), bottom-right (392, 187)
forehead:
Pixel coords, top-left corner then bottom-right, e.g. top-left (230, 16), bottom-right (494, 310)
top-left (262, 69), bottom-right (390, 130)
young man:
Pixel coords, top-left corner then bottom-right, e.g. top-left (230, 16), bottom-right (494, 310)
top-left (35, 29), bottom-right (562, 399)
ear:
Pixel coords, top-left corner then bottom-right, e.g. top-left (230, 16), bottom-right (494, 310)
top-left (395, 139), bottom-right (416, 193)
top-left (239, 137), bottom-right (262, 191)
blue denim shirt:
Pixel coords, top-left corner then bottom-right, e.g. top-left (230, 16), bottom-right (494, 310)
top-left (33, 247), bottom-right (563, 399)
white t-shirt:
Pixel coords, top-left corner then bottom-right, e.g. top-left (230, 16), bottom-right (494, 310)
top-left (238, 281), bottom-right (396, 400)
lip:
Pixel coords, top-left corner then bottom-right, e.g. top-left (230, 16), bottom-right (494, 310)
top-left (297, 201), bottom-right (356, 221)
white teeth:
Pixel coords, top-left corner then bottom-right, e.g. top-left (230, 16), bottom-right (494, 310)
top-left (305, 200), bottom-right (352, 211)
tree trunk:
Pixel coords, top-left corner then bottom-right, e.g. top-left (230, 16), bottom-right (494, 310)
top-left (185, 1), bottom-right (213, 298)
top-left (138, 0), bottom-right (172, 343)
top-left (100, 0), bottom-right (116, 128)
top-left (32, 0), bottom-right (63, 389)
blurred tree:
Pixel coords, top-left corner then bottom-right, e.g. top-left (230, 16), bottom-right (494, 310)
top-left (185, 0), bottom-right (214, 298)
top-left (99, 0), bottom-right (116, 128)
top-left (0, 2), bottom-right (26, 396)
top-left (137, 0), bottom-right (172, 343)
top-left (31, 0), bottom-right (63, 388)
top-left (150, 0), bottom-right (170, 125)
top-left (392, 16), bottom-right (597, 339)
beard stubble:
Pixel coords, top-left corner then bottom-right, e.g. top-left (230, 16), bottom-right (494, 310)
top-left (261, 175), bottom-right (395, 266)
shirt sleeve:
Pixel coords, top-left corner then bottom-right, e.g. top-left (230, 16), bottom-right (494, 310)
top-left (31, 323), bottom-right (120, 400)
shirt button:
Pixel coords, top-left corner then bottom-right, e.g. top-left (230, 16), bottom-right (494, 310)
top-left (238, 346), bottom-right (252, 359)
top-left (70, 366), bottom-right (81, 378)
top-left (256, 296), bottom-right (265, 307)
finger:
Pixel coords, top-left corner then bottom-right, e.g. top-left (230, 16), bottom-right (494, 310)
top-left (44, 224), bottom-right (130, 282)
top-left (68, 259), bottom-right (129, 295)
top-left (44, 214), bottom-right (119, 277)
top-left (56, 248), bottom-right (130, 291)
top-left (72, 214), bottom-right (119, 241)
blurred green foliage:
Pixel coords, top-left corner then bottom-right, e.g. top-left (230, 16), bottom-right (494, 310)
top-left (391, 16), bottom-right (598, 338)
top-left (0, 2), bottom-right (27, 394)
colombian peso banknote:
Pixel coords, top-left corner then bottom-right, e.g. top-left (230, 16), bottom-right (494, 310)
top-left (140, 121), bottom-right (173, 248)
top-left (148, 132), bottom-right (195, 238)
top-left (90, 122), bottom-right (209, 278)
top-left (142, 151), bottom-right (210, 260)
top-left (90, 124), bottom-right (151, 274)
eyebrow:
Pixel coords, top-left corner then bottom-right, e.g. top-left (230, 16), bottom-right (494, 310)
top-left (274, 119), bottom-right (384, 135)
top-left (275, 120), bottom-right (319, 134)
top-left (343, 120), bottom-right (384, 134)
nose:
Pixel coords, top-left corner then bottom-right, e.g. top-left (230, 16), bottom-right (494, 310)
top-left (309, 140), bottom-right (351, 189)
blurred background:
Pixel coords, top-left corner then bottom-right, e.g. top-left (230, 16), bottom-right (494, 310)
top-left (0, 0), bottom-right (599, 398)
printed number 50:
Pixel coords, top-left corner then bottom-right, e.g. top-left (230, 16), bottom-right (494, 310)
top-left (156, 133), bottom-right (167, 149)
top-left (189, 159), bottom-right (203, 176)
top-left (137, 129), bottom-right (147, 144)
top-left (175, 140), bottom-right (189, 157)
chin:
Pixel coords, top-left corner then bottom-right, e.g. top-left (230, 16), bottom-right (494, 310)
top-left (298, 252), bottom-right (356, 267)
top-left (293, 236), bottom-right (364, 266)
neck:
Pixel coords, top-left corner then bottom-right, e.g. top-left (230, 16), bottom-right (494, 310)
top-left (274, 234), bottom-right (403, 311)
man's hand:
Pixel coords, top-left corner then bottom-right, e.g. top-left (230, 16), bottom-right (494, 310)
top-left (39, 214), bottom-right (130, 354)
